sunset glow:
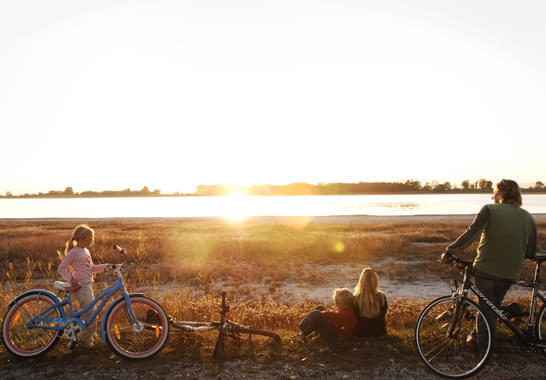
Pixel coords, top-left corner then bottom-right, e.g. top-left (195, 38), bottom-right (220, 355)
top-left (223, 191), bottom-right (249, 222)
top-left (1, 1), bottom-right (545, 195)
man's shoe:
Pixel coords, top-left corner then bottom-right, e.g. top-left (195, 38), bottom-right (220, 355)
top-left (68, 340), bottom-right (77, 350)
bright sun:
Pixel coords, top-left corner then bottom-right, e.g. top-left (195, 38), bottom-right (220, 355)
top-left (224, 191), bottom-right (249, 222)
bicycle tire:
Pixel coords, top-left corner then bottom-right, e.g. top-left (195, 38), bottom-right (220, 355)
top-left (536, 305), bottom-right (546, 343)
top-left (105, 295), bottom-right (169, 359)
top-left (2, 293), bottom-right (62, 358)
top-left (231, 325), bottom-right (281, 342)
top-left (415, 295), bottom-right (492, 378)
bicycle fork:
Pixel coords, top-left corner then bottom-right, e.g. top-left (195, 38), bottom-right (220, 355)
top-left (447, 289), bottom-right (467, 338)
top-left (123, 302), bottom-right (144, 333)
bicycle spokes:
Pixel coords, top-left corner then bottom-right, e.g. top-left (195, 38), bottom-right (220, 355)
top-left (105, 296), bottom-right (169, 359)
top-left (3, 294), bottom-right (62, 357)
top-left (416, 296), bottom-right (492, 378)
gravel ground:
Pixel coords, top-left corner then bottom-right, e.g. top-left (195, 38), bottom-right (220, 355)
top-left (1, 336), bottom-right (545, 379)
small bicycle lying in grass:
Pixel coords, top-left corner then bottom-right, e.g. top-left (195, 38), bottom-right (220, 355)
top-left (2, 245), bottom-right (170, 359)
top-left (168, 291), bottom-right (281, 358)
top-left (415, 251), bottom-right (546, 378)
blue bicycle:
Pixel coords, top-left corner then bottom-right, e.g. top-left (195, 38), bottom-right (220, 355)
top-left (1, 246), bottom-right (169, 359)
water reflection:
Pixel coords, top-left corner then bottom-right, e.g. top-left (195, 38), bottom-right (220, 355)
top-left (1, 193), bottom-right (546, 219)
top-left (369, 202), bottom-right (420, 210)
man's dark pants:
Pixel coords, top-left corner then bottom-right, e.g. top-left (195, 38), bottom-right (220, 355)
top-left (475, 275), bottom-right (512, 350)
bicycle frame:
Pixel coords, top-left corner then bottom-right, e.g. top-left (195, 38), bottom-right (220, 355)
top-left (457, 263), bottom-right (546, 347)
top-left (19, 266), bottom-right (144, 343)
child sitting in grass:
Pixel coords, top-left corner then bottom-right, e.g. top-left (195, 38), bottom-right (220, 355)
top-left (298, 288), bottom-right (356, 344)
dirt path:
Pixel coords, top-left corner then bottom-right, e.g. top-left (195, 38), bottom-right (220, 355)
top-left (2, 331), bottom-right (545, 379)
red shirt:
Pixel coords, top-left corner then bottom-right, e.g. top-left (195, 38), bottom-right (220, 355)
top-left (322, 307), bottom-right (357, 341)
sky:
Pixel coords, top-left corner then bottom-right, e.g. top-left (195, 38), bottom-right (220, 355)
top-left (1, 1), bottom-right (545, 195)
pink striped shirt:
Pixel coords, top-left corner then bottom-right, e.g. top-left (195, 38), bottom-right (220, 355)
top-left (58, 247), bottom-right (108, 284)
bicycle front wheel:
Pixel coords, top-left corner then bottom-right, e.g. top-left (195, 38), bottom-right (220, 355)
top-left (105, 295), bottom-right (169, 359)
top-left (415, 296), bottom-right (492, 378)
top-left (2, 293), bottom-right (62, 358)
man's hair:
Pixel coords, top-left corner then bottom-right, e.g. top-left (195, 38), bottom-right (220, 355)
top-left (496, 179), bottom-right (522, 207)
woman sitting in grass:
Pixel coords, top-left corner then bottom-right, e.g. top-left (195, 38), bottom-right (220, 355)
top-left (353, 267), bottom-right (388, 338)
top-left (298, 288), bottom-right (356, 344)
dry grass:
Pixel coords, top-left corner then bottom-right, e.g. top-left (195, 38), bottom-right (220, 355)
top-left (0, 219), bottom-right (545, 363)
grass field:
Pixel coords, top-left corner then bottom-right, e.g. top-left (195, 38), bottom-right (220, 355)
top-left (1, 219), bottom-right (545, 373)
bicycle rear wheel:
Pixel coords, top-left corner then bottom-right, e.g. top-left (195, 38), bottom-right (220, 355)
top-left (2, 293), bottom-right (62, 358)
top-left (415, 296), bottom-right (492, 378)
top-left (105, 295), bottom-right (169, 359)
top-left (232, 325), bottom-right (281, 342)
top-left (537, 305), bottom-right (546, 351)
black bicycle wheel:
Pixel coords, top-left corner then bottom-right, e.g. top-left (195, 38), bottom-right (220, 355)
top-left (537, 305), bottom-right (546, 347)
top-left (415, 296), bottom-right (492, 378)
top-left (2, 293), bottom-right (62, 358)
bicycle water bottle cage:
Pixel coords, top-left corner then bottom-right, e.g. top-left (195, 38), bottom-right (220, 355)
top-left (54, 281), bottom-right (81, 292)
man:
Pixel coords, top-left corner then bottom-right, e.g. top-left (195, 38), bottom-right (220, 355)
top-left (441, 179), bottom-right (537, 350)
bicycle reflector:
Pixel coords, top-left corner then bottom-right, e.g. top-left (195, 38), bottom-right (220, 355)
top-left (12, 312), bottom-right (20, 326)
top-left (115, 325), bottom-right (121, 340)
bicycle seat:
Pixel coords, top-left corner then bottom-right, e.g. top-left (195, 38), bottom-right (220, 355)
top-left (532, 253), bottom-right (546, 263)
top-left (54, 281), bottom-right (81, 292)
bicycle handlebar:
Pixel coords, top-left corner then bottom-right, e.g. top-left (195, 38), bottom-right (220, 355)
top-left (442, 253), bottom-right (473, 267)
top-left (113, 245), bottom-right (127, 254)
top-left (110, 245), bottom-right (128, 278)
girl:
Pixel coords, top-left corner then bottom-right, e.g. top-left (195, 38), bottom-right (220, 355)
top-left (353, 268), bottom-right (388, 338)
top-left (299, 288), bottom-right (356, 344)
top-left (58, 224), bottom-right (111, 348)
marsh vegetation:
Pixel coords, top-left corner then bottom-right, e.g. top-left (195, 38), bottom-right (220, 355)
top-left (1, 219), bottom-right (545, 378)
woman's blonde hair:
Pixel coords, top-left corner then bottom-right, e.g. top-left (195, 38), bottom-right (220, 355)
top-left (64, 224), bottom-right (94, 256)
top-left (333, 288), bottom-right (354, 309)
top-left (354, 267), bottom-right (385, 318)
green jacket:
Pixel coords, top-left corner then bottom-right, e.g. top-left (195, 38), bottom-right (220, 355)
top-left (446, 203), bottom-right (537, 280)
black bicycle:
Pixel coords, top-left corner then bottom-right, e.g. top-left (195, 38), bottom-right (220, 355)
top-left (415, 252), bottom-right (546, 378)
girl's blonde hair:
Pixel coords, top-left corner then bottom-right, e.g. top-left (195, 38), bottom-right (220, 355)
top-left (354, 267), bottom-right (385, 318)
top-left (64, 224), bottom-right (94, 256)
top-left (333, 288), bottom-right (354, 309)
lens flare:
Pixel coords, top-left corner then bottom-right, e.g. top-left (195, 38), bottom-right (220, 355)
top-left (334, 241), bottom-right (345, 253)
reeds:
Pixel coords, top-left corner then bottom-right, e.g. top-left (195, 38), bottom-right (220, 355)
top-left (0, 220), bottom-right (544, 337)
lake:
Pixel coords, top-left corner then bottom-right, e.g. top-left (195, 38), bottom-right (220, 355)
top-left (2, 193), bottom-right (546, 219)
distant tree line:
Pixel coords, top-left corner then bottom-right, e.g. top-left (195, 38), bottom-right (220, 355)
top-left (2, 186), bottom-right (163, 198)
top-left (3, 180), bottom-right (545, 198)
top-left (195, 179), bottom-right (546, 196)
